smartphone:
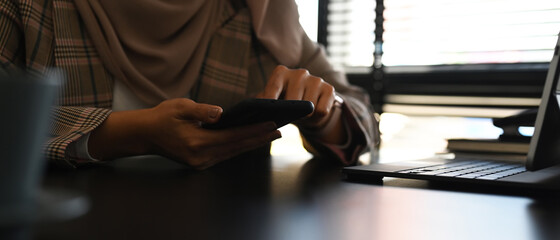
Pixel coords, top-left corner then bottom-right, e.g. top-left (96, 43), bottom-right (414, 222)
top-left (202, 98), bottom-right (314, 130)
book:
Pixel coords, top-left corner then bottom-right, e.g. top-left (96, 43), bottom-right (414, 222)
top-left (446, 138), bottom-right (530, 155)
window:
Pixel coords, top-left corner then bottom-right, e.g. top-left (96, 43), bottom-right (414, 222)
top-left (325, 0), bottom-right (376, 68)
top-left (383, 0), bottom-right (560, 66)
top-left (381, 0), bottom-right (560, 117)
top-left (296, 0), bottom-right (319, 42)
top-left (297, 0), bottom-right (376, 70)
top-left (302, 1), bottom-right (560, 117)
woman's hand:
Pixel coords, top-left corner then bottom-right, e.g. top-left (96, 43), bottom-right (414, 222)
top-left (257, 65), bottom-right (346, 144)
top-left (88, 98), bottom-right (281, 170)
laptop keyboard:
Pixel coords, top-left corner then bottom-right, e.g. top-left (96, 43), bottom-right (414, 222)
top-left (396, 160), bottom-right (526, 180)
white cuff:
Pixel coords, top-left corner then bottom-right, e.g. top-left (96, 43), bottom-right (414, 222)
top-left (72, 132), bottom-right (99, 161)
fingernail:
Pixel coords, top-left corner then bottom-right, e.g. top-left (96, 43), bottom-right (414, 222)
top-left (208, 108), bottom-right (220, 119)
top-left (269, 130), bottom-right (282, 141)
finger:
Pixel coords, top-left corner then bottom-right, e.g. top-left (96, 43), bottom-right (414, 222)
top-left (260, 65), bottom-right (289, 99)
top-left (175, 99), bottom-right (223, 123)
top-left (284, 69), bottom-right (308, 100)
top-left (312, 85), bottom-right (336, 121)
top-left (203, 130), bottom-right (282, 169)
top-left (301, 76), bottom-right (322, 106)
top-left (220, 130), bottom-right (282, 157)
top-left (199, 121), bottom-right (278, 146)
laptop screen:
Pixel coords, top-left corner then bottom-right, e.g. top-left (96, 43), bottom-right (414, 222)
top-left (527, 33), bottom-right (560, 171)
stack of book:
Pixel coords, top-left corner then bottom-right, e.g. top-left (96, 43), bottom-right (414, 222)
top-left (445, 138), bottom-right (530, 161)
top-left (446, 138), bottom-right (529, 154)
top-left (446, 108), bottom-right (537, 160)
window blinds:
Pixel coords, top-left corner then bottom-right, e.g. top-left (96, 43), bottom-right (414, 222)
top-left (382, 0), bottom-right (560, 66)
top-left (326, 0), bottom-right (376, 68)
top-left (324, 0), bottom-right (560, 68)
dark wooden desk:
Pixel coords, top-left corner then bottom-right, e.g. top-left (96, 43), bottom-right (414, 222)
top-left (32, 151), bottom-right (560, 240)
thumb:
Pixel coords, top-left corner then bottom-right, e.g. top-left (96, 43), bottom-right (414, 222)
top-left (176, 100), bottom-right (223, 123)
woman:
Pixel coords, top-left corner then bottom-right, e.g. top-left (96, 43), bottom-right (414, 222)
top-left (0, 0), bottom-right (379, 169)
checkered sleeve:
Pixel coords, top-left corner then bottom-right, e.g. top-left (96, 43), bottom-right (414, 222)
top-left (1, 0), bottom-right (113, 168)
top-left (0, 0), bottom-right (25, 76)
top-left (46, 106), bottom-right (111, 167)
top-left (299, 87), bottom-right (380, 166)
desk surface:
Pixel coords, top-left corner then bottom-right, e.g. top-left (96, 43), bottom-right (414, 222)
top-left (34, 152), bottom-right (560, 240)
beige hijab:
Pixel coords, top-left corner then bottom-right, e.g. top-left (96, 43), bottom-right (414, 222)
top-left (74, 0), bottom-right (305, 106)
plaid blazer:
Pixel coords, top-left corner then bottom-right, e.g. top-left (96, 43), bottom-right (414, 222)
top-left (0, 0), bottom-right (379, 168)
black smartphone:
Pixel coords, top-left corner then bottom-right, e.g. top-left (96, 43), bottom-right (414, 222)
top-left (202, 98), bottom-right (314, 130)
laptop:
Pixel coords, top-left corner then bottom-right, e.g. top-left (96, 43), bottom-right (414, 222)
top-left (343, 34), bottom-right (560, 190)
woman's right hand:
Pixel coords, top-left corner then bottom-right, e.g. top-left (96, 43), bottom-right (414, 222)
top-left (88, 98), bottom-right (282, 170)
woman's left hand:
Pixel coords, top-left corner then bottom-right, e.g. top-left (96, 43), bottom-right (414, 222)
top-left (257, 65), bottom-right (336, 129)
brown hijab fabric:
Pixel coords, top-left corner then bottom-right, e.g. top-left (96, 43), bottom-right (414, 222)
top-left (74, 0), bottom-right (305, 106)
